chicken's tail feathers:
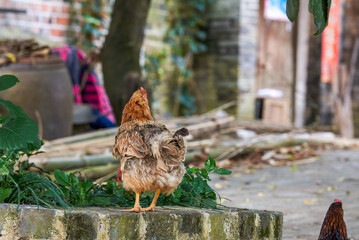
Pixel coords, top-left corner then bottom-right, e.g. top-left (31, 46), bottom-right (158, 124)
top-left (151, 130), bottom-right (187, 168)
top-left (173, 127), bottom-right (189, 137)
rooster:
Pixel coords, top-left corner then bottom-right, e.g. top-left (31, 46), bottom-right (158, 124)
top-left (112, 87), bottom-right (188, 212)
top-left (318, 199), bottom-right (348, 240)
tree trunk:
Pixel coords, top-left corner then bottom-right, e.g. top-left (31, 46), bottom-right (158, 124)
top-left (101, 0), bottom-right (151, 123)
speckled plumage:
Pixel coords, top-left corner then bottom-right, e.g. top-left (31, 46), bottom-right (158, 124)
top-left (114, 121), bottom-right (187, 194)
top-left (112, 88), bottom-right (188, 211)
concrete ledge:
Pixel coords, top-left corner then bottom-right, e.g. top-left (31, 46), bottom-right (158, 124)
top-left (0, 204), bottom-right (283, 239)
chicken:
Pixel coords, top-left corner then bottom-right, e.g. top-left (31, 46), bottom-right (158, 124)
top-left (318, 199), bottom-right (348, 240)
top-left (112, 87), bottom-right (188, 212)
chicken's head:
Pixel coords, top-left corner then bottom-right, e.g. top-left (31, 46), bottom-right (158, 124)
top-left (129, 87), bottom-right (148, 104)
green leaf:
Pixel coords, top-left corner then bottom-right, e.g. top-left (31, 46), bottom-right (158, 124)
top-left (0, 187), bottom-right (12, 202)
top-left (0, 99), bottom-right (28, 118)
top-left (286, 0), bottom-right (300, 22)
top-left (83, 14), bottom-right (101, 26)
top-left (0, 116), bottom-right (9, 124)
top-left (0, 75), bottom-right (19, 91)
top-left (54, 169), bottom-right (71, 187)
top-left (309, 0), bottom-right (332, 35)
top-left (69, 173), bottom-right (79, 187)
top-left (82, 179), bottom-right (94, 193)
top-left (200, 169), bottom-right (209, 179)
top-left (188, 167), bottom-right (200, 173)
top-left (214, 168), bottom-right (232, 175)
top-left (0, 162), bottom-right (10, 176)
top-left (0, 117), bottom-right (41, 152)
top-left (205, 156), bottom-right (216, 172)
top-left (93, 197), bottom-right (112, 205)
top-left (289, 165), bottom-right (299, 171)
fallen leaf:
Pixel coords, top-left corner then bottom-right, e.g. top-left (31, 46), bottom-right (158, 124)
top-left (279, 147), bottom-right (289, 154)
top-left (274, 154), bottom-right (292, 160)
top-left (258, 175), bottom-right (267, 182)
top-left (262, 151), bottom-right (276, 161)
top-left (337, 176), bottom-right (345, 182)
top-left (268, 185), bottom-right (277, 190)
top-left (289, 165), bottom-right (299, 171)
top-left (233, 173), bottom-right (241, 178)
top-left (245, 169), bottom-right (255, 174)
top-left (326, 186), bottom-right (338, 192)
top-left (315, 189), bottom-right (326, 194)
top-left (304, 198), bottom-right (319, 204)
top-left (214, 183), bottom-right (224, 189)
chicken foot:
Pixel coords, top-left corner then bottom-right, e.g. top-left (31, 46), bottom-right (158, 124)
top-left (142, 189), bottom-right (161, 212)
top-left (121, 192), bottom-right (142, 212)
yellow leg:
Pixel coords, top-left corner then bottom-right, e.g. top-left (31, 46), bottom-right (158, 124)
top-left (121, 192), bottom-right (142, 212)
top-left (142, 189), bottom-right (161, 212)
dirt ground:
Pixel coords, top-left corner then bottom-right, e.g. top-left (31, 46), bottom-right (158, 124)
top-left (209, 150), bottom-right (359, 239)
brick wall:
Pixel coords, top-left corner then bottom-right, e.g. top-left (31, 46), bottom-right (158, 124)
top-left (0, 0), bottom-right (70, 44)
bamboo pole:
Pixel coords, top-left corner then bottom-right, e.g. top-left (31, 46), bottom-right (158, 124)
top-left (29, 154), bottom-right (120, 171)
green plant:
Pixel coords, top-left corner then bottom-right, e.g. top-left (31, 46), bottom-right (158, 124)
top-left (67, 0), bottom-right (110, 54)
top-left (53, 156), bottom-right (231, 209)
top-left (165, 0), bottom-right (213, 116)
top-left (286, 0), bottom-right (331, 35)
top-left (144, 0), bottom-right (213, 117)
top-left (0, 75), bottom-right (67, 208)
top-left (160, 156), bottom-right (231, 208)
top-left (0, 74), bottom-right (232, 210)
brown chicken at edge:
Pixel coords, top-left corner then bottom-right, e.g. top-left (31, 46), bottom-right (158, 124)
top-left (112, 88), bottom-right (188, 212)
top-left (318, 199), bottom-right (348, 240)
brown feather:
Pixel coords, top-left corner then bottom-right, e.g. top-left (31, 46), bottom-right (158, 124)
top-left (112, 88), bottom-right (187, 196)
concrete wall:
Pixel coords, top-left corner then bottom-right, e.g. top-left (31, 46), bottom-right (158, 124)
top-left (237, 0), bottom-right (259, 120)
top-left (0, 204), bottom-right (283, 239)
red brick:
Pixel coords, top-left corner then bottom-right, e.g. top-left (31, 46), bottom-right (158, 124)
top-left (62, 5), bottom-right (70, 13)
top-left (51, 29), bottom-right (64, 37)
top-left (57, 17), bottom-right (68, 25)
top-left (30, 3), bottom-right (37, 11)
top-left (41, 4), bottom-right (48, 11)
top-left (52, 6), bottom-right (60, 12)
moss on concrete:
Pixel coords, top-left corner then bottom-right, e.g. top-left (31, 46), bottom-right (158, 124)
top-left (109, 213), bottom-right (140, 239)
top-left (64, 212), bottom-right (98, 240)
top-left (19, 208), bottom-right (56, 238)
top-left (0, 204), bottom-right (283, 239)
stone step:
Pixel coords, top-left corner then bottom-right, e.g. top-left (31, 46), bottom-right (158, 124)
top-left (0, 204), bottom-right (283, 239)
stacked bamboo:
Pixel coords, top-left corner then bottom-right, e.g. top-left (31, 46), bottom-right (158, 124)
top-left (27, 104), bottom-right (359, 180)
top-left (29, 112), bottom-right (236, 179)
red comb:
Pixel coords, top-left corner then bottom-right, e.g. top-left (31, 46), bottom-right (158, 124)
top-left (140, 87), bottom-right (147, 98)
top-left (334, 199), bottom-right (342, 203)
